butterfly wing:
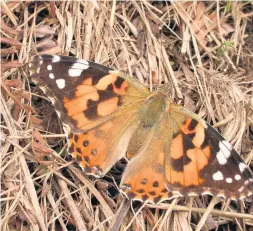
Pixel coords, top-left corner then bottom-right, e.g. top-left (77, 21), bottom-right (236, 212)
top-left (121, 104), bottom-right (253, 202)
top-left (29, 55), bottom-right (149, 176)
top-left (29, 55), bottom-right (149, 132)
top-left (121, 116), bottom-right (179, 203)
top-left (165, 107), bottom-right (253, 200)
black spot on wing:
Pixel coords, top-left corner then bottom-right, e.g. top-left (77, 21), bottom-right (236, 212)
top-left (148, 191), bottom-right (156, 196)
top-left (136, 189), bottom-right (145, 193)
top-left (106, 83), bottom-right (113, 91)
top-left (68, 143), bottom-right (74, 153)
top-left (200, 124), bottom-right (219, 150)
top-left (182, 133), bottom-right (195, 154)
top-left (83, 140), bottom-right (89, 147)
top-left (142, 194), bottom-right (149, 201)
top-left (75, 155), bottom-right (82, 162)
top-left (171, 157), bottom-right (184, 172)
top-left (127, 192), bottom-right (137, 199)
top-left (83, 90), bottom-right (121, 120)
top-left (141, 178), bottom-right (147, 185)
top-left (161, 188), bottom-right (168, 193)
top-left (188, 119), bottom-right (198, 131)
top-left (84, 99), bottom-right (98, 120)
top-left (84, 156), bottom-right (90, 163)
top-left (153, 181), bottom-right (159, 187)
top-left (171, 155), bottom-right (192, 172)
top-left (74, 134), bottom-right (79, 142)
top-left (154, 196), bottom-right (162, 203)
top-left (114, 77), bottom-right (125, 88)
top-left (200, 124), bottom-right (221, 163)
top-left (76, 147), bottom-right (82, 154)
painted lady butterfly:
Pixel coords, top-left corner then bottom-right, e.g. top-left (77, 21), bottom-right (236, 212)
top-left (29, 55), bottom-right (253, 203)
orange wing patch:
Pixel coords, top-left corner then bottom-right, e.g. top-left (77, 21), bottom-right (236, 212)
top-left (62, 74), bottom-right (129, 130)
top-left (121, 152), bottom-right (175, 203)
top-left (165, 118), bottom-right (211, 190)
top-left (68, 122), bottom-right (112, 176)
top-left (67, 107), bottom-right (139, 176)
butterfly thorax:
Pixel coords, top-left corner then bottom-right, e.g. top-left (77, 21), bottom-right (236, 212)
top-left (139, 92), bottom-right (171, 128)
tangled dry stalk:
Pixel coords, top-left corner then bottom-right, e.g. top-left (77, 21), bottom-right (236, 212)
top-left (1, 1), bottom-right (253, 231)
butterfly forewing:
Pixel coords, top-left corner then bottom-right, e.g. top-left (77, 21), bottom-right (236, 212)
top-left (164, 107), bottom-right (253, 199)
top-left (29, 55), bottom-right (149, 133)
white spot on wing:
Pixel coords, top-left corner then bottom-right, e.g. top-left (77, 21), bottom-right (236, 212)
top-left (216, 193), bottom-right (226, 199)
top-left (76, 59), bottom-right (89, 66)
top-left (56, 79), bottom-right (65, 89)
top-left (226, 178), bottom-right (232, 183)
top-left (172, 191), bottom-right (183, 196)
top-left (238, 186), bottom-right (244, 192)
top-left (216, 151), bottom-right (227, 165)
top-left (235, 174), bottom-right (241, 181)
top-left (47, 64), bottom-right (52, 70)
top-left (239, 162), bottom-right (247, 173)
top-left (49, 73), bottom-right (54, 79)
top-left (222, 140), bottom-right (232, 150)
top-left (212, 171), bottom-right (224, 181)
top-left (244, 180), bottom-right (249, 185)
top-left (68, 61), bottom-right (89, 77)
top-left (216, 141), bottom-right (232, 165)
top-left (201, 191), bottom-right (213, 196)
top-left (52, 55), bottom-right (61, 63)
top-left (188, 192), bottom-right (198, 197)
top-left (69, 69), bottom-right (83, 77)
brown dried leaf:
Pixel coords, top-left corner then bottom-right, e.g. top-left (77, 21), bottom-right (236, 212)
top-left (190, 3), bottom-right (234, 46)
top-left (34, 25), bottom-right (56, 38)
top-left (2, 80), bottom-right (35, 118)
top-left (1, 2), bottom-right (20, 15)
top-left (1, 60), bottom-right (23, 74)
top-left (31, 115), bottom-right (44, 128)
top-left (35, 37), bottom-right (56, 50)
top-left (96, 180), bottom-right (109, 190)
top-left (1, 19), bottom-right (19, 35)
top-left (100, 191), bottom-right (117, 212)
top-left (32, 129), bottom-right (53, 160)
top-left (12, 89), bottom-right (31, 120)
top-left (1, 48), bottom-right (19, 56)
top-left (37, 45), bottom-right (62, 55)
top-left (4, 79), bottom-right (22, 89)
top-left (0, 36), bottom-right (22, 48)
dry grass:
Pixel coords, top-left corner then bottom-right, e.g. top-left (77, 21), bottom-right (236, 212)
top-left (1, 1), bottom-right (253, 231)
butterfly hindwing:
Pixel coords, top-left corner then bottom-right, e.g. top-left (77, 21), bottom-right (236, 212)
top-left (66, 110), bottom-right (139, 176)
